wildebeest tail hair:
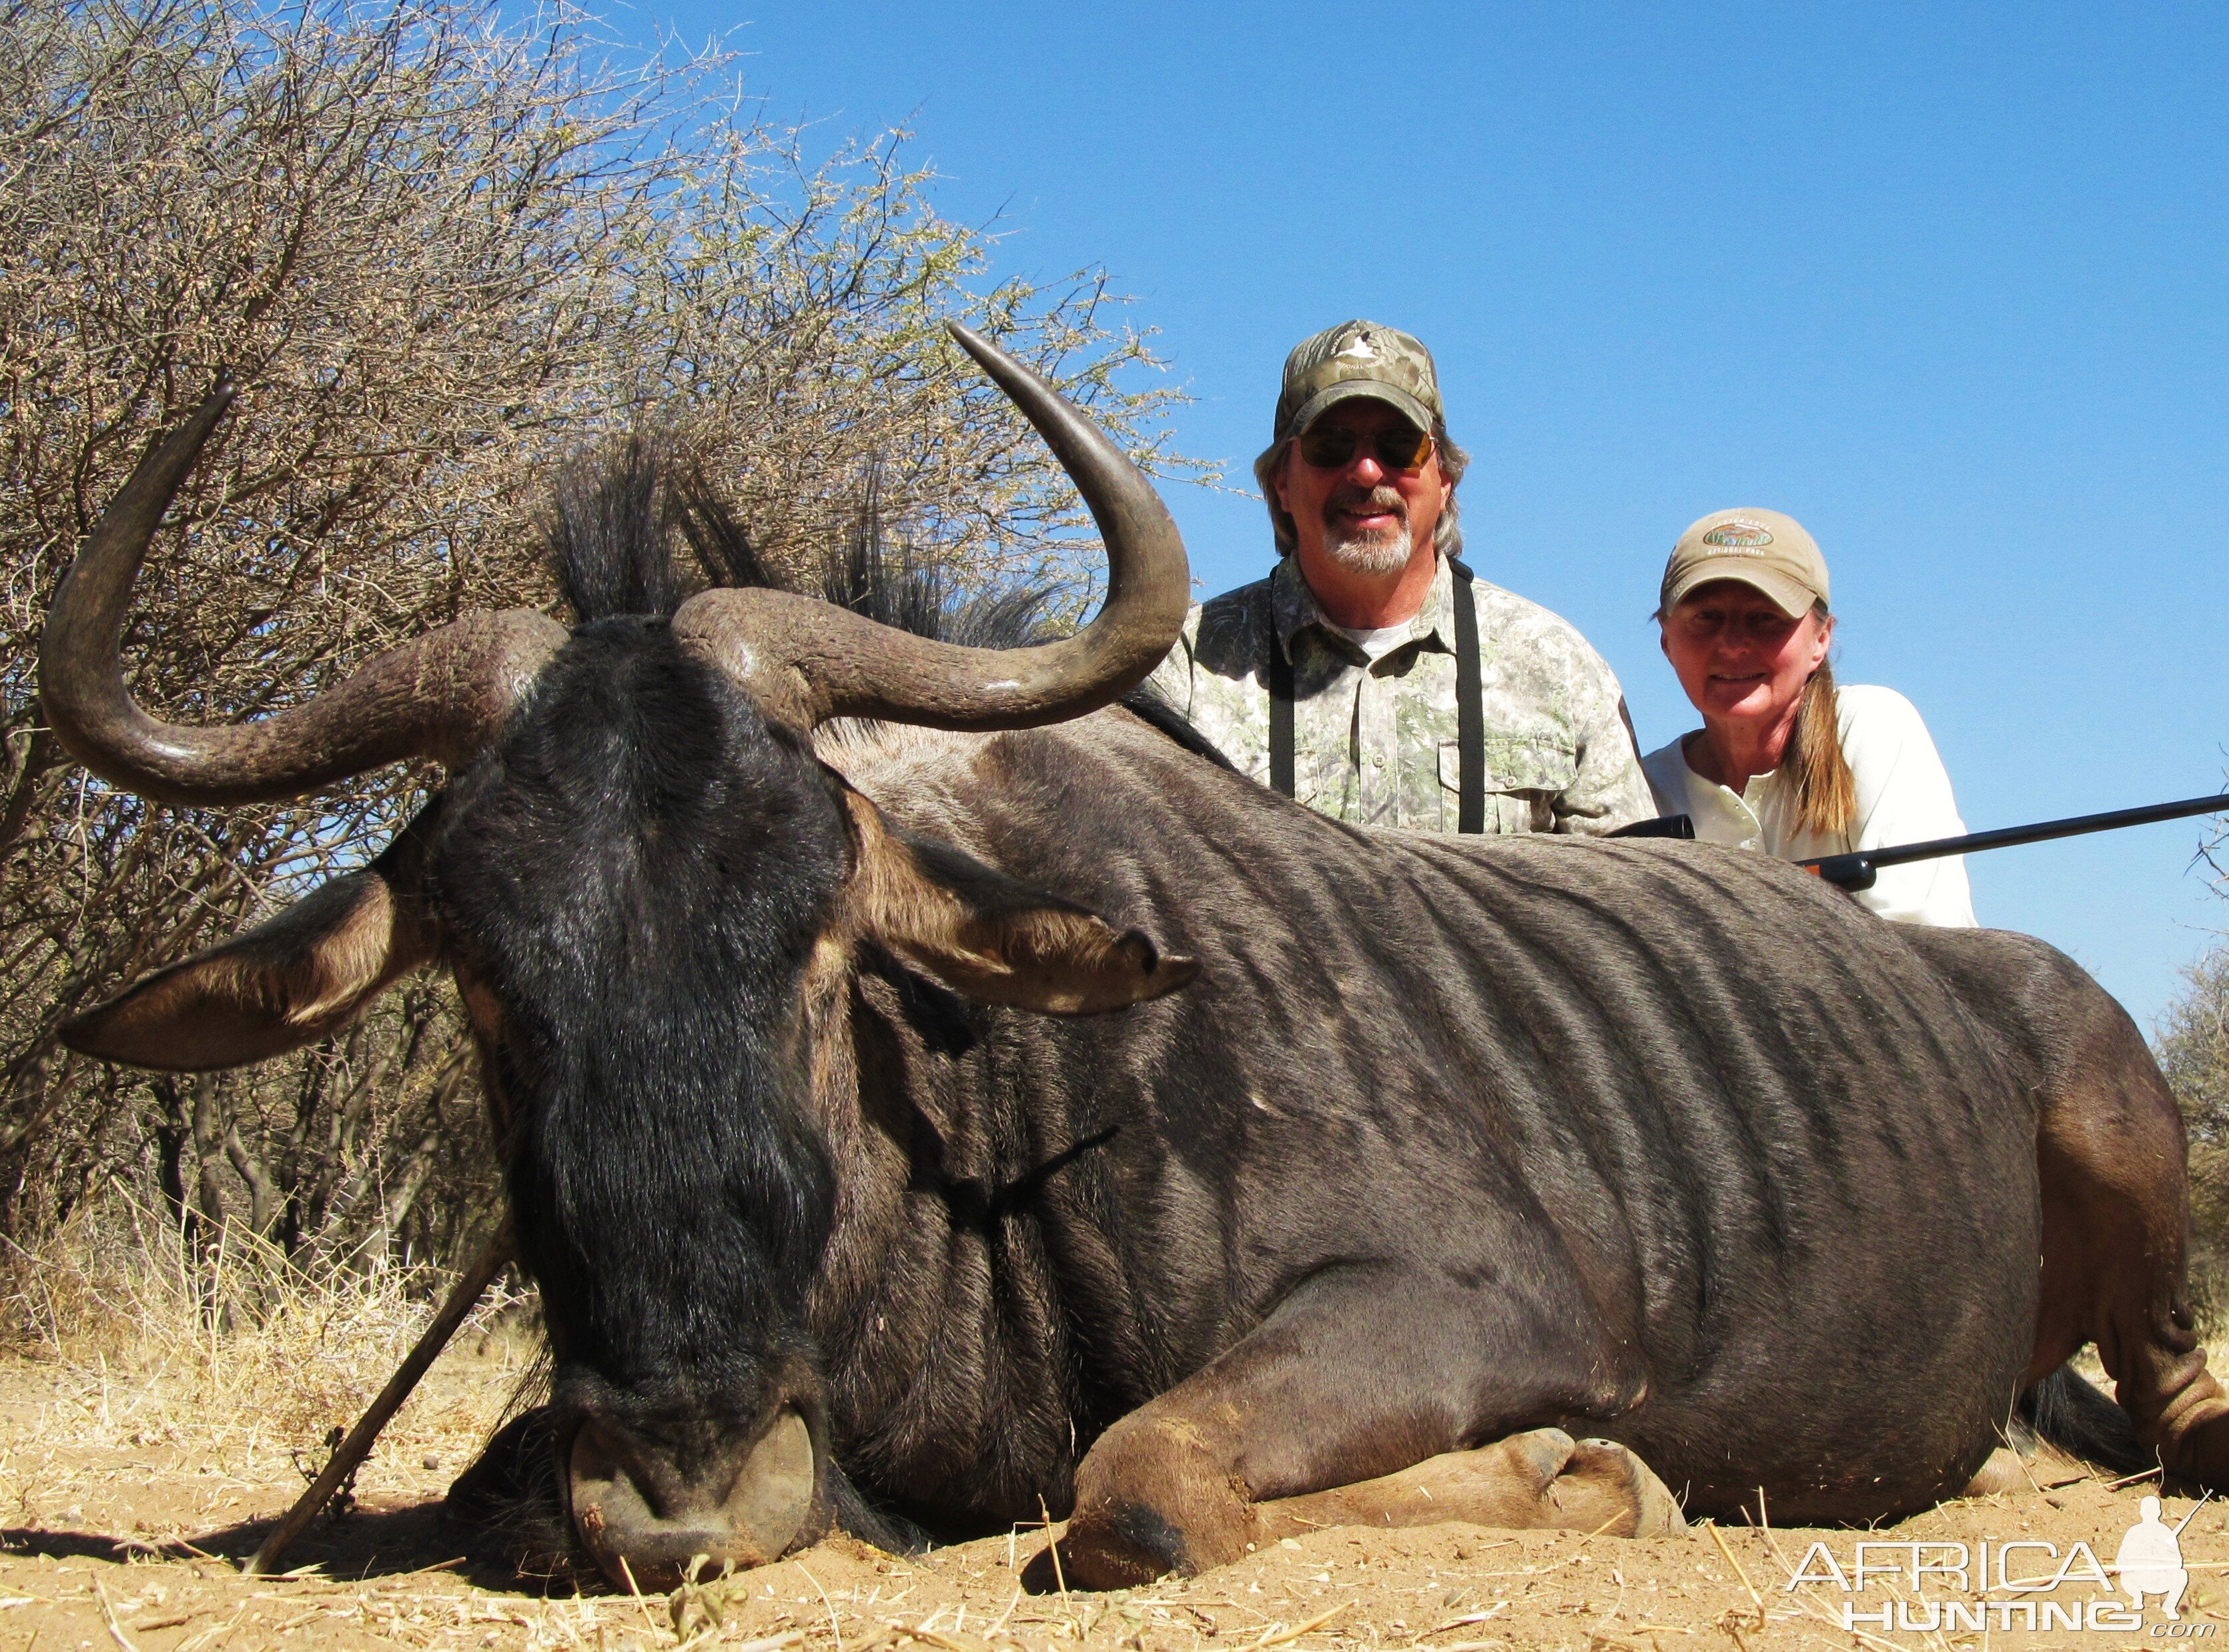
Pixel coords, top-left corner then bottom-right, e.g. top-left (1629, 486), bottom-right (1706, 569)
top-left (2011, 1363), bottom-right (2150, 1477)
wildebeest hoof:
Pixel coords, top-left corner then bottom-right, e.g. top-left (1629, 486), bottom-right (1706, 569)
top-left (1480, 1428), bottom-right (1683, 1534)
top-left (1567, 1438), bottom-right (1687, 1536)
top-left (1025, 1500), bottom-right (1189, 1592)
top-left (1490, 1426), bottom-right (1580, 1495)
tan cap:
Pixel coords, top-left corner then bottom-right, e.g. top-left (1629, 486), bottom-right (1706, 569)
top-left (1273, 320), bottom-right (1442, 441)
top-left (1660, 508), bottom-right (1829, 620)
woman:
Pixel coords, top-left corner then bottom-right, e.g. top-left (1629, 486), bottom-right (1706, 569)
top-left (1640, 507), bottom-right (1976, 926)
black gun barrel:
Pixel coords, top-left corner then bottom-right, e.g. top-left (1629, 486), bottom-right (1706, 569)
top-left (1800, 792), bottom-right (2229, 891)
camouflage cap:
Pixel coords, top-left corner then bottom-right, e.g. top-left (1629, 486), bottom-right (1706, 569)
top-left (1273, 320), bottom-right (1442, 441)
top-left (1661, 508), bottom-right (1830, 620)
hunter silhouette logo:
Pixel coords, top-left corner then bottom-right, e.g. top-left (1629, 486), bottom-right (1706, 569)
top-left (1782, 1493), bottom-right (2216, 1637)
top-left (2120, 1496), bottom-right (2195, 1619)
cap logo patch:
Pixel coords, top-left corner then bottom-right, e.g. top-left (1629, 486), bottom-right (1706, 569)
top-left (1335, 334), bottom-right (1379, 360)
top-left (1701, 520), bottom-right (1773, 548)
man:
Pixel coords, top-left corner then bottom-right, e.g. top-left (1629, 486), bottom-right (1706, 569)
top-left (1148, 320), bottom-right (1652, 834)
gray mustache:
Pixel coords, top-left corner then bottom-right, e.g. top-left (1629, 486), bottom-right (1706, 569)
top-left (1326, 487), bottom-right (1406, 519)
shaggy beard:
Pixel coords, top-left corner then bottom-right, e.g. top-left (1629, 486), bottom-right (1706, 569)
top-left (1321, 487), bottom-right (1414, 574)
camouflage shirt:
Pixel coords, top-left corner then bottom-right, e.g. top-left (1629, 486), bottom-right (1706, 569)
top-left (1146, 554), bottom-right (1653, 835)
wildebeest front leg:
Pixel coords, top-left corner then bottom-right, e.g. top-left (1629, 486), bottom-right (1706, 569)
top-left (1252, 1427), bottom-right (1684, 1543)
top-left (1039, 1265), bottom-right (1663, 1589)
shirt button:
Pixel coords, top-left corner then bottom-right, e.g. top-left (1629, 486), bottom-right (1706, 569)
top-left (1372, 754), bottom-right (1385, 768)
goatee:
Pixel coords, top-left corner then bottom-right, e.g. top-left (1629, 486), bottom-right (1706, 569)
top-left (1322, 486), bottom-right (1412, 574)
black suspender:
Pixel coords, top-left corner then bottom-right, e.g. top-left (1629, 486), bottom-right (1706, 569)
top-left (1267, 606), bottom-right (1296, 799)
top-left (1447, 555), bottom-right (1485, 834)
top-left (1265, 558), bottom-right (1485, 833)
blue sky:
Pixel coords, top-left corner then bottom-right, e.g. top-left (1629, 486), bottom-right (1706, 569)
top-left (645, 1), bottom-right (2229, 1029)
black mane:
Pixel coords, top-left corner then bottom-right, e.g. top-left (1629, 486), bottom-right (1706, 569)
top-left (544, 440), bottom-right (1064, 648)
top-left (540, 441), bottom-right (1237, 771)
top-left (542, 436), bottom-right (685, 623)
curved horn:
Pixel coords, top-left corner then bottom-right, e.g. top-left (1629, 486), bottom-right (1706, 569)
top-left (671, 321), bottom-right (1191, 730)
top-left (40, 381), bottom-right (566, 809)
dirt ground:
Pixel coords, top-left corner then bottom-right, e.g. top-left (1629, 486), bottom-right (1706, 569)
top-left (1, 1336), bottom-right (2225, 1652)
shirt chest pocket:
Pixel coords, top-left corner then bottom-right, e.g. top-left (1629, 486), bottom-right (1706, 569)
top-left (1438, 735), bottom-right (1579, 834)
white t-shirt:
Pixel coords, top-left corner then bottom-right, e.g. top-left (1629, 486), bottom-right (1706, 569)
top-left (1639, 684), bottom-right (1977, 927)
top-left (1329, 620), bottom-right (1418, 662)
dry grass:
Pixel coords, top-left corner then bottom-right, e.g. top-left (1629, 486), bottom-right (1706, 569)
top-left (4, 1213), bottom-right (2229, 1650)
top-left (0, 1200), bottom-right (534, 1533)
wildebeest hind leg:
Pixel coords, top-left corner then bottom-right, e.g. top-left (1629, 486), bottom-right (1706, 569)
top-left (2032, 985), bottom-right (2229, 1488)
top-left (1033, 1261), bottom-right (1651, 1589)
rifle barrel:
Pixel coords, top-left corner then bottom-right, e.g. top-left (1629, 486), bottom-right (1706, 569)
top-left (1799, 793), bottom-right (2228, 891)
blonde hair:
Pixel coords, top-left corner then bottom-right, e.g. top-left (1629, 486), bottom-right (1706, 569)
top-left (1789, 602), bottom-right (1857, 840)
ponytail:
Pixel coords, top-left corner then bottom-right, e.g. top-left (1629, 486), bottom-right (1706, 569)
top-left (1789, 606), bottom-right (1856, 841)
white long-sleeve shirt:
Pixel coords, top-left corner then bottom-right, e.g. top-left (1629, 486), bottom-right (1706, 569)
top-left (1640, 684), bottom-right (1977, 927)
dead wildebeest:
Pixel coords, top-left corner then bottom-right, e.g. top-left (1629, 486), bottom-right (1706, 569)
top-left (41, 326), bottom-right (2229, 1591)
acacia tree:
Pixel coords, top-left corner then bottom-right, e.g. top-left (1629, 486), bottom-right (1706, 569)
top-left (2158, 936), bottom-right (2229, 1322)
top-left (2160, 945), bottom-right (2229, 1144)
top-left (0, 0), bottom-right (1201, 1262)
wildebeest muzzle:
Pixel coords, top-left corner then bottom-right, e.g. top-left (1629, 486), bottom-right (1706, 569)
top-left (558, 1367), bottom-right (831, 1591)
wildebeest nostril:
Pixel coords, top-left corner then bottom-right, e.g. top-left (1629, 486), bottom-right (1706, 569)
top-left (568, 1409), bottom-right (817, 1591)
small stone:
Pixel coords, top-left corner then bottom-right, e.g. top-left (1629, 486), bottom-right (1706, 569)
top-left (421, 1454), bottom-right (440, 1471)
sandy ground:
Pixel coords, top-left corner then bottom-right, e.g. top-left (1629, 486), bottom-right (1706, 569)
top-left (3, 1336), bottom-right (2227, 1652)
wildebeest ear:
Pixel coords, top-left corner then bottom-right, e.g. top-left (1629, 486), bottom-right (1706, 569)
top-left (840, 787), bottom-right (1198, 1015)
top-left (61, 808), bottom-right (442, 1072)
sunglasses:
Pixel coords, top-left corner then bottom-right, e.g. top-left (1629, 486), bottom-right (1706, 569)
top-left (1296, 421), bottom-right (1435, 473)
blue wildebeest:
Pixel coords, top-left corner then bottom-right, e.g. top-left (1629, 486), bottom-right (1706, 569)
top-left (40, 326), bottom-right (2229, 1591)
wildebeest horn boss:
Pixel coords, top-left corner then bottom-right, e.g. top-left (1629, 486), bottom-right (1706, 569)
top-left (41, 323), bottom-right (2229, 1592)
